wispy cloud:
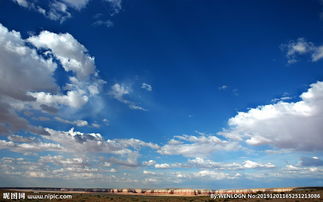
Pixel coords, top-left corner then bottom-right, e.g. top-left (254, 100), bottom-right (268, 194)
top-left (218, 85), bottom-right (228, 90)
top-left (105, 0), bottom-right (122, 16)
top-left (10, 0), bottom-right (122, 23)
top-left (141, 83), bottom-right (153, 92)
top-left (109, 83), bottom-right (147, 111)
top-left (54, 117), bottom-right (88, 127)
top-left (281, 38), bottom-right (323, 64)
top-left (93, 19), bottom-right (114, 28)
top-left (157, 132), bottom-right (241, 157)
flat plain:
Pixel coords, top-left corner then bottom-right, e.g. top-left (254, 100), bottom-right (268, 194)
top-left (0, 188), bottom-right (323, 202)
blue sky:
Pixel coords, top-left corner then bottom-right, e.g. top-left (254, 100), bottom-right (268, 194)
top-left (0, 0), bottom-right (323, 189)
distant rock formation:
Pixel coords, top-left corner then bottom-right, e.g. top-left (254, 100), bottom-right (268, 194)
top-left (106, 187), bottom-right (297, 196)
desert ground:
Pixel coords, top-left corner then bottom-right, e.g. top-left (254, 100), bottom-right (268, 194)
top-left (0, 188), bottom-right (322, 202)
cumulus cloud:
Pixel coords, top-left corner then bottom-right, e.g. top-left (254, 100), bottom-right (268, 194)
top-left (281, 38), bottom-right (323, 63)
top-left (0, 23), bottom-right (104, 137)
top-left (154, 163), bottom-right (170, 169)
top-left (0, 23), bottom-right (60, 135)
top-left (47, 1), bottom-right (72, 23)
top-left (25, 31), bottom-right (105, 109)
top-left (0, 126), bottom-right (159, 172)
top-left (27, 31), bottom-right (96, 79)
top-left (0, 24), bottom-right (148, 165)
top-left (0, 102), bottom-right (48, 136)
top-left (28, 90), bottom-right (90, 109)
top-left (109, 83), bottom-right (147, 111)
top-left (44, 128), bottom-right (158, 156)
top-left (0, 24), bottom-right (57, 102)
top-left (158, 133), bottom-right (240, 157)
top-left (219, 81), bottom-right (323, 151)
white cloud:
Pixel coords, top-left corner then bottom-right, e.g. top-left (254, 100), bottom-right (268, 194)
top-left (218, 85), bottom-right (228, 90)
top-left (271, 96), bottom-right (293, 103)
top-left (11, 0), bottom-right (122, 22)
top-left (143, 170), bottom-right (156, 175)
top-left (110, 83), bottom-right (129, 99)
top-left (141, 83), bottom-right (152, 91)
top-left (27, 31), bottom-right (96, 79)
top-left (283, 164), bottom-right (323, 177)
top-left (242, 160), bottom-right (275, 169)
top-left (0, 23), bottom-right (60, 135)
top-left (0, 156), bottom-right (114, 180)
top-left (11, 0), bottom-right (72, 23)
top-left (12, 0), bottom-right (28, 7)
top-left (91, 123), bottom-right (100, 128)
top-left (0, 139), bottom-right (62, 154)
top-left (114, 138), bottom-right (159, 150)
top-left (193, 170), bottom-right (239, 180)
top-left (158, 133), bottom-right (240, 157)
top-left (44, 128), bottom-right (158, 158)
top-left (108, 168), bottom-right (117, 173)
top-left (109, 83), bottom-right (147, 111)
top-left (143, 160), bottom-right (156, 166)
top-left (312, 46), bottom-right (323, 61)
top-left (54, 117), bottom-right (88, 127)
top-left (39, 155), bottom-right (84, 166)
top-left (0, 22), bottom-right (104, 138)
top-left (0, 23), bottom-right (57, 102)
top-left (103, 118), bottom-right (110, 126)
top-left (105, 0), bottom-right (122, 15)
top-left (219, 81), bottom-right (323, 151)
top-left (154, 163), bottom-right (170, 169)
top-left (187, 157), bottom-right (237, 169)
top-left (8, 135), bottom-right (35, 143)
top-left (60, 0), bottom-right (90, 10)
top-left (1, 126), bottom-right (159, 170)
top-left (25, 31), bottom-right (105, 109)
top-left (28, 171), bottom-right (46, 178)
top-left (28, 90), bottom-right (89, 109)
top-left (285, 164), bottom-right (301, 171)
top-left (47, 1), bottom-right (72, 23)
top-left (93, 20), bottom-right (114, 28)
top-left (182, 157), bottom-right (275, 170)
top-left (281, 38), bottom-right (323, 63)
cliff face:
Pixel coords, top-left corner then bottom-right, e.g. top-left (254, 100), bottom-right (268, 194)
top-left (106, 187), bottom-right (297, 196)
